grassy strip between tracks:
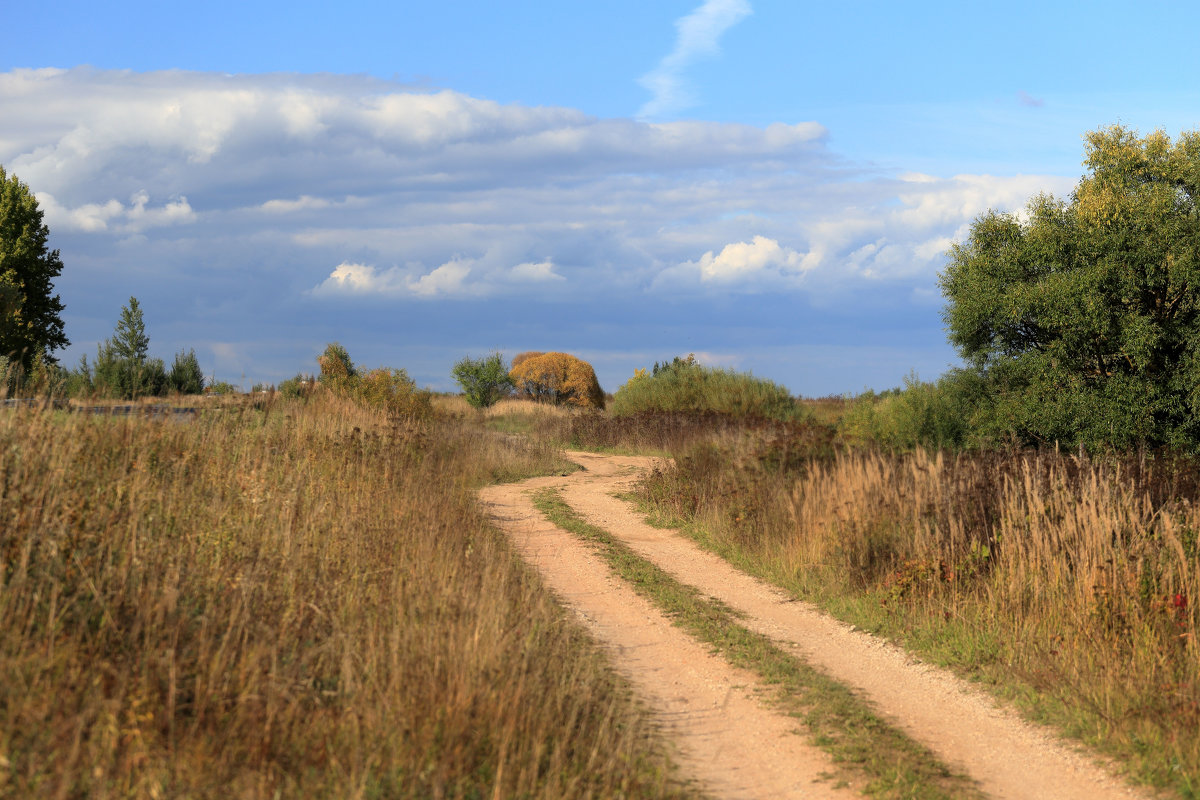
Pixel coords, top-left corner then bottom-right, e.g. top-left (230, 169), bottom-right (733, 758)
top-left (530, 487), bottom-right (984, 800)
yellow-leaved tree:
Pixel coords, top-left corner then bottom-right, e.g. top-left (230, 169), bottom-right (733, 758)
top-left (509, 351), bottom-right (605, 409)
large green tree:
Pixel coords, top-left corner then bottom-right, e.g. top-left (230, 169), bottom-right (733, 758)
top-left (0, 166), bottom-right (69, 369)
top-left (940, 125), bottom-right (1200, 450)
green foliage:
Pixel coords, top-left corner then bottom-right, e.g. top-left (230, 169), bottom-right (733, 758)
top-left (611, 354), bottom-right (804, 421)
top-left (168, 349), bottom-right (205, 395)
top-left (509, 352), bottom-right (605, 409)
top-left (92, 297), bottom-right (168, 399)
top-left (840, 372), bottom-right (984, 451)
top-left (318, 342), bottom-right (356, 386)
top-left (279, 373), bottom-right (315, 400)
top-left (59, 354), bottom-right (94, 398)
top-left (312, 343), bottom-right (431, 418)
top-left (941, 125), bottom-right (1200, 451)
top-left (0, 166), bottom-right (69, 370)
top-left (357, 367), bottom-right (431, 418)
top-left (112, 296), bottom-right (149, 363)
top-left (452, 352), bottom-right (514, 409)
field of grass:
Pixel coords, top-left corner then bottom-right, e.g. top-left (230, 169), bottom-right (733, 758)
top-left (8, 382), bottom-right (1200, 797)
top-left (0, 395), bottom-right (691, 799)
top-left (631, 433), bottom-right (1200, 797)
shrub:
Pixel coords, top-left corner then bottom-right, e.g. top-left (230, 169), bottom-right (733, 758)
top-left (356, 366), bottom-right (432, 419)
top-left (840, 372), bottom-right (980, 451)
top-left (511, 351), bottom-right (544, 370)
top-left (452, 352), bottom-right (515, 409)
top-left (610, 354), bottom-right (804, 421)
top-left (169, 349), bottom-right (205, 395)
top-left (317, 342), bottom-right (356, 387)
top-left (310, 343), bottom-right (431, 419)
top-left (279, 373), bottom-right (316, 400)
top-left (509, 352), bottom-right (605, 410)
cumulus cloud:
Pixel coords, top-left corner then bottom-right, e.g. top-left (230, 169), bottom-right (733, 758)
top-left (638, 0), bottom-right (753, 119)
top-left (695, 235), bottom-right (808, 281)
top-left (35, 188), bottom-right (195, 233)
top-left (0, 66), bottom-right (1073, 392)
top-left (508, 260), bottom-right (565, 282)
top-left (314, 259), bottom-right (483, 298)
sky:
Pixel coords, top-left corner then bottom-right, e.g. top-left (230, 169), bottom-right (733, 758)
top-left (3, 0), bottom-right (1199, 395)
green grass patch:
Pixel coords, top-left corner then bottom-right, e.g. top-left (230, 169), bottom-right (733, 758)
top-left (532, 488), bottom-right (982, 800)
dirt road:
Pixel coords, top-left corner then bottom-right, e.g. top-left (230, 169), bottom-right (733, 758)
top-left (478, 451), bottom-right (1154, 800)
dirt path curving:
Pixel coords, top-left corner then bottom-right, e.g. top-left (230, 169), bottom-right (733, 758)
top-left (479, 451), bottom-right (1156, 800)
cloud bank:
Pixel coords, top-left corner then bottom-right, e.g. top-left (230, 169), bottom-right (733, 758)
top-left (0, 67), bottom-right (1073, 393)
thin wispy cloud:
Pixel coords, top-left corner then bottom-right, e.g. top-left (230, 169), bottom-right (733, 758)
top-left (637, 0), bottom-right (753, 120)
top-left (1018, 90), bottom-right (1045, 108)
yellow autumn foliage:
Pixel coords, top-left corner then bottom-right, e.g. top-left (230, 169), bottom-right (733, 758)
top-left (509, 352), bottom-right (605, 409)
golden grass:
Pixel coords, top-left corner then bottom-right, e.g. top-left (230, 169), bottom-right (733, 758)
top-left (0, 395), bottom-right (688, 799)
top-left (636, 436), bottom-right (1200, 796)
top-left (482, 397), bottom-right (575, 421)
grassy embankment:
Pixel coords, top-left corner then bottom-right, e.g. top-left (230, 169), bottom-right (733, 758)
top-left (0, 395), bottom-right (693, 799)
top-left (484, 391), bottom-right (1199, 797)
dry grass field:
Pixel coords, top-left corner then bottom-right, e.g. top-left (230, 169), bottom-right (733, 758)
top-left (632, 432), bottom-right (1200, 796)
top-left (8, 387), bottom-right (1200, 797)
top-left (0, 395), bottom-right (689, 799)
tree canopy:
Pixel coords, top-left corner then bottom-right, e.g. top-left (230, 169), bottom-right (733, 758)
top-left (940, 125), bottom-right (1200, 450)
top-left (452, 352), bottom-right (514, 409)
top-left (93, 297), bottom-right (167, 399)
top-left (0, 166), bottom-right (68, 370)
top-left (509, 352), bottom-right (605, 409)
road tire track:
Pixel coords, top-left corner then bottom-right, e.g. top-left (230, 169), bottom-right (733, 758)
top-left (481, 451), bottom-right (1156, 800)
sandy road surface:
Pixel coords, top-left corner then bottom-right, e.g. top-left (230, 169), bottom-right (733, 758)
top-left (479, 451), bottom-right (1156, 800)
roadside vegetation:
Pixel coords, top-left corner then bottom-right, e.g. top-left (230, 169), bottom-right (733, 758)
top-left (533, 488), bottom-right (981, 800)
top-left (0, 390), bottom-right (691, 798)
top-left (610, 355), bottom-right (805, 421)
top-left (631, 434), bottom-right (1200, 796)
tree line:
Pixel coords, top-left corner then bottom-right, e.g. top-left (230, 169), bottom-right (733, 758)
top-left (7, 125), bottom-right (1200, 449)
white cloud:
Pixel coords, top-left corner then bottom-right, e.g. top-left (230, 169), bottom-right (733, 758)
top-left (695, 235), bottom-right (807, 281)
top-left (260, 195), bottom-right (331, 213)
top-left (313, 258), bottom-right (485, 298)
top-left (316, 262), bottom-right (383, 293)
top-left (638, 0), bottom-right (753, 119)
top-left (509, 259), bottom-right (565, 282)
top-left (0, 67), bottom-right (1075, 393)
top-left (35, 189), bottom-right (195, 232)
top-left (409, 259), bottom-right (475, 297)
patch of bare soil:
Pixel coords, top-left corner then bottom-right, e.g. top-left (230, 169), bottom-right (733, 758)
top-left (479, 451), bottom-right (1157, 800)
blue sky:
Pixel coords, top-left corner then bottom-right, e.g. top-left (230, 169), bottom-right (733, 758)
top-left (4, 1), bottom-right (1199, 394)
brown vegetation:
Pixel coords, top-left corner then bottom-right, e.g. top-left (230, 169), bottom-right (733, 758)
top-left (509, 352), bottom-right (605, 410)
top-left (0, 395), bottom-right (687, 798)
top-left (634, 435), bottom-right (1200, 795)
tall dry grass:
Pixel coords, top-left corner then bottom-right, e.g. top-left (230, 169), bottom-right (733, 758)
top-left (638, 437), bottom-right (1200, 795)
top-left (0, 395), bottom-right (686, 799)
